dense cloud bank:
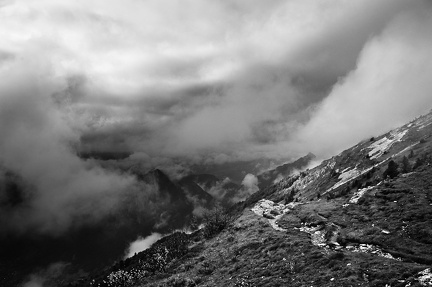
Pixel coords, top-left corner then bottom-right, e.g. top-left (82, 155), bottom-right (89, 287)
top-left (1, 0), bottom-right (432, 234)
top-left (0, 62), bottom-right (146, 235)
top-left (297, 3), bottom-right (432, 156)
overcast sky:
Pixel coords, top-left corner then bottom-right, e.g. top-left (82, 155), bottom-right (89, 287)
top-left (1, 0), bottom-right (432, 234)
top-left (1, 0), bottom-right (432, 161)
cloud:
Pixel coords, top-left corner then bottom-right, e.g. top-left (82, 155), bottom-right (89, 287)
top-left (124, 233), bottom-right (162, 259)
top-left (242, 174), bottom-right (258, 189)
top-left (95, 152), bottom-right (191, 181)
top-left (0, 54), bottom-right (145, 235)
top-left (124, 228), bottom-right (196, 259)
top-left (202, 177), bottom-right (235, 202)
top-left (1, 0), bottom-right (421, 164)
top-left (297, 2), bottom-right (432, 157)
top-left (22, 262), bottom-right (68, 287)
top-left (233, 173), bottom-right (259, 202)
top-left (152, 0), bottom-right (419, 159)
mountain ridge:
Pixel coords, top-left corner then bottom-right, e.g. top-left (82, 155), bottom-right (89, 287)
top-left (257, 152), bottom-right (316, 190)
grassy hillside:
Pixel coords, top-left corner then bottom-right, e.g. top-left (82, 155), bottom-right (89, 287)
top-left (80, 167), bottom-right (432, 286)
top-left (41, 112), bottom-right (432, 286)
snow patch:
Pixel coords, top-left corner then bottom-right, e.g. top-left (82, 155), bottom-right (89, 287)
top-left (413, 112), bottom-right (432, 131)
top-left (288, 159), bottom-right (336, 191)
top-left (339, 168), bottom-right (361, 182)
top-left (334, 168), bottom-right (361, 189)
top-left (328, 141), bottom-right (415, 193)
top-left (326, 166), bottom-right (373, 193)
top-left (368, 129), bottom-right (408, 159)
top-left (417, 122), bottom-right (432, 130)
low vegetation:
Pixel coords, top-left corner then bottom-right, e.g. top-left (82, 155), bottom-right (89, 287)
top-left (201, 207), bottom-right (232, 239)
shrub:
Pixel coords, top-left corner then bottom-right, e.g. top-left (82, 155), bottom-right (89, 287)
top-left (202, 207), bottom-right (231, 239)
top-left (227, 234), bottom-right (235, 242)
top-left (284, 188), bottom-right (297, 203)
top-left (413, 157), bottom-right (424, 170)
top-left (383, 160), bottom-right (399, 179)
top-left (328, 252), bottom-right (344, 260)
top-left (165, 276), bottom-right (197, 287)
top-left (401, 156), bottom-right (411, 173)
top-left (197, 261), bottom-right (215, 275)
top-left (409, 150), bottom-right (415, 158)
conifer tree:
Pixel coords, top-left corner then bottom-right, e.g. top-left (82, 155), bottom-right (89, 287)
top-left (384, 160), bottom-right (399, 179)
top-left (401, 156), bottom-right (411, 173)
top-left (408, 150), bottom-right (414, 158)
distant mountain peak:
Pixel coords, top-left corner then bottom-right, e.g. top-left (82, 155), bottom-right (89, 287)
top-left (148, 168), bottom-right (166, 178)
top-left (257, 152), bottom-right (317, 189)
top-left (305, 152), bottom-right (316, 159)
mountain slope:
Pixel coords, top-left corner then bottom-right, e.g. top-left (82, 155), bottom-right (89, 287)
top-left (178, 174), bottom-right (241, 209)
top-left (178, 177), bottom-right (215, 211)
top-left (180, 174), bottom-right (221, 191)
top-left (0, 169), bottom-right (196, 287)
top-left (257, 152), bottom-right (316, 189)
top-left (51, 110), bottom-right (432, 286)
